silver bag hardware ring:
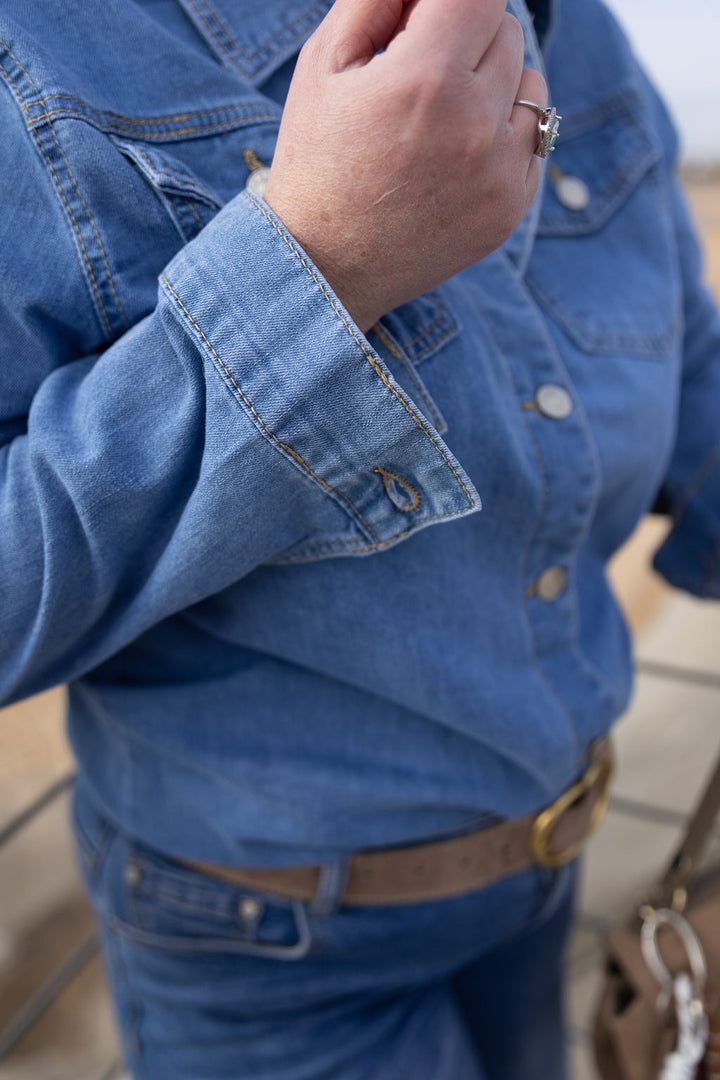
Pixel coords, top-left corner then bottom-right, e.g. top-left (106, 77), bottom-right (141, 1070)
top-left (640, 906), bottom-right (708, 998)
top-left (514, 100), bottom-right (562, 158)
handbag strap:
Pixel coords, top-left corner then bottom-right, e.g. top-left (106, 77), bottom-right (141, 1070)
top-left (657, 752), bottom-right (720, 902)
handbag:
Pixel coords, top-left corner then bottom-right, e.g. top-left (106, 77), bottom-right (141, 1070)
top-left (594, 753), bottom-right (720, 1080)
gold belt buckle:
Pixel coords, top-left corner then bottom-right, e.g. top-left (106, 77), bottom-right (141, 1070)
top-left (529, 738), bottom-right (613, 869)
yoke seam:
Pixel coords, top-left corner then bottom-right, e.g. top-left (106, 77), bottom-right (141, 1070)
top-left (0, 40), bottom-right (128, 334)
top-left (26, 110), bottom-right (278, 140)
top-left (2, 42), bottom-right (128, 331)
top-left (25, 93), bottom-right (276, 126)
top-left (0, 61), bottom-right (112, 338)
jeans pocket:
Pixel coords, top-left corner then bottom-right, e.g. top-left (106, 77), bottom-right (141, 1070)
top-left (117, 849), bottom-right (314, 960)
top-left (72, 780), bottom-right (314, 960)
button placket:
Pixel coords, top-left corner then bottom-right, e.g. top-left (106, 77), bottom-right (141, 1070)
top-left (534, 383), bottom-right (574, 420)
top-left (532, 565), bottom-right (568, 601)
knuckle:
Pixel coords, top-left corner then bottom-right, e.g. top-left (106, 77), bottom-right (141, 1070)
top-left (410, 58), bottom-right (452, 105)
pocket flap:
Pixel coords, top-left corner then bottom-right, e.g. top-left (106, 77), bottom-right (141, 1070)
top-left (111, 137), bottom-right (224, 209)
top-left (537, 87), bottom-right (663, 238)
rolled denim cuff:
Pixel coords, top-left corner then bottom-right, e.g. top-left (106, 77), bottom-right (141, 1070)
top-left (161, 189), bottom-right (480, 562)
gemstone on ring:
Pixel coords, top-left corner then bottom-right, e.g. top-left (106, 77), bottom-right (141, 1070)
top-left (539, 107), bottom-right (561, 157)
top-left (514, 100), bottom-right (562, 158)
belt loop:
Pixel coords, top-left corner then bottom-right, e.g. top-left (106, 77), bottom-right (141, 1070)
top-left (310, 857), bottom-right (351, 916)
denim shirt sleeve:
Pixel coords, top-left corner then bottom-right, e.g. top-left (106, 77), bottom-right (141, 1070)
top-left (651, 175), bottom-right (720, 599)
top-left (626, 72), bottom-right (718, 597)
top-left (0, 94), bottom-right (478, 706)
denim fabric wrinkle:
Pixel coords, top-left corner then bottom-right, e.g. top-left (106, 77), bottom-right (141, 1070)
top-left (1, 0), bottom-right (717, 865)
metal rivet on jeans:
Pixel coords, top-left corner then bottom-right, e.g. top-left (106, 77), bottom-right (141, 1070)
top-left (124, 858), bottom-right (142, 887)
top-left (238, 895), bottom-right (263, 923)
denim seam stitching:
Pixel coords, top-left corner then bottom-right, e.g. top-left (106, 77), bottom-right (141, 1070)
top-left (167, 195), bottom-right (194, 241)
top-left (105, 908), bottom-right (312, 958)
top-left (130, 145), bottom-right (222, 206)
top-left (401, 313), bottom-right (444, 350)
top-left (27, 110), bottom-right (278, 140)
top-left (133, 887), bottom-right (243, 923)
top-left (0, 42), bottom-right (129, 332)
top-left (27, 93), bottom-right (278, 126)
top-left (185, 0), bottom-right (245, 71)
top-left (160, 273), bottom-right (379, 542)
top-left (411, 323), bottom-right (460, 363)
top-left (187, 0), bottom-right (329, 65)
top-left (373, 467), bottom-right (421, 513)
top-left (182, 198), bottom-right (205, 229)
top-left (243, 191), bottom-right (476, 508)
top-left (0, 61), bottom-right (113, 338)
top-left (372, 322), bottom-right (444, 430)
top-left (524, 273), bottom-right (678, 356)
top-left (271, 505), bottom-right (474, 560)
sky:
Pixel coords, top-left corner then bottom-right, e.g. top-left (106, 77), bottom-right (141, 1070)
top-left (602, 0), bottom-right (720, 163)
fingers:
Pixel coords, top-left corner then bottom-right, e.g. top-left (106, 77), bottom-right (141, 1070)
top-left (314, 0), bottom-right (408, 70)
top-left (385, 0), bottom-right (508, 71)
top-left (472, 13), bottom-right (526, 114)
top-left (510, 67), bottom-right (549, 158)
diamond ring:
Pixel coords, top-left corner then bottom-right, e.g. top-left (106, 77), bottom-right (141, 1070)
top-left (514, 100), bottom-right (562, 158)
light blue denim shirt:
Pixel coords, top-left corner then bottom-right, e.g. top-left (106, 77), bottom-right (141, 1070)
top-left (1, 0), bottom-right (719, 865)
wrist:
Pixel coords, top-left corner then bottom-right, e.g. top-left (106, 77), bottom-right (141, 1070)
top-left (263, 181), bottom-right (381, 334)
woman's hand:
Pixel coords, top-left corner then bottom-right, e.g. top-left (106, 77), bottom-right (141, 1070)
top-left (263, 0), bottom-right (547, 331)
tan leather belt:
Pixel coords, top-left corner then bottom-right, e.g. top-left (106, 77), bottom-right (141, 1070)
top-left (180, 739), bottom-right (612, 907)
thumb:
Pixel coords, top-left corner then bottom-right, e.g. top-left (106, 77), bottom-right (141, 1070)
top-left (316, 0), bottom-right (410, 70)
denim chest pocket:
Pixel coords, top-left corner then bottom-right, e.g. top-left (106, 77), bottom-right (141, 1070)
top-left (525, 88), bottom-right (682, 358)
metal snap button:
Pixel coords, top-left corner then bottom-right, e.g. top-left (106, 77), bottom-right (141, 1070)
top-left (554, 174), bottom-right (590, 211)
top-left (534, 566), bottom-right (568, 601)
top-left (238, 895), bottom-right (263, 923)
top-left (124, 857), bottom-right (142, 887)
top-left (246, 166), bottom-right (270, 198)
top-left (534, 383), bottom-right (573, 420)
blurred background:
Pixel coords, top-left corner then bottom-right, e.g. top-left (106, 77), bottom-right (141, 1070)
top-left (1, 4), bottom-right (720, 1079)
top-left (605, 0), bottom-right (720, 166)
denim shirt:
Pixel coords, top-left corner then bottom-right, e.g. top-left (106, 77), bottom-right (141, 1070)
top-left (1, 0), bottom-right (719, 865)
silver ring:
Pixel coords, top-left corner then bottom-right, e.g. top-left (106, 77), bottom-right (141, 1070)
top-left (514, 99), bottom-right (562, 158)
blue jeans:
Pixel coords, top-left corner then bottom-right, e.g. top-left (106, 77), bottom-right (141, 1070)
top-left (73, 780), bottom-right (576, 1080)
